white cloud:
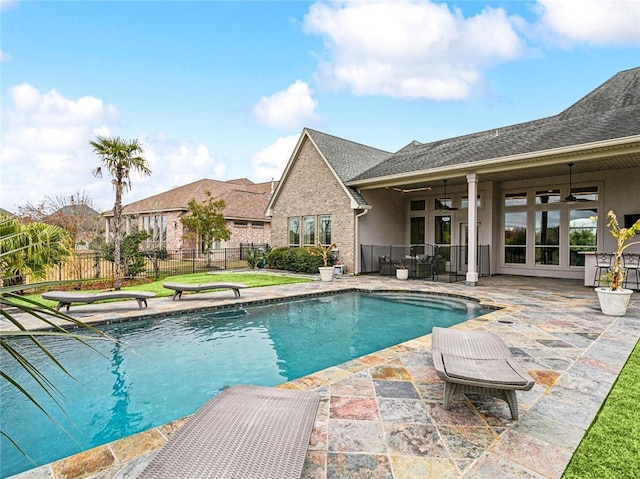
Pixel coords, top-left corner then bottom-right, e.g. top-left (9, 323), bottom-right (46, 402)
top-left (252, 134), bottom-right (299, 183)
top-left (0, 84), bottom-right (227, 212)
top-left (534, 0), bottom-right (640, 45)
top-left (303, 0), bottom-right (524, 100)
top-left (253, 80), bottom-right (320, 130)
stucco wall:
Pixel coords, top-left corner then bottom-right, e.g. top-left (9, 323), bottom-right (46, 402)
top-left (270, 137), bottom-right (356, 271)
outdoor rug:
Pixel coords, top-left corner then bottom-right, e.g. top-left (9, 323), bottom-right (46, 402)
top-left (138, 385), bottom-right (320, 479)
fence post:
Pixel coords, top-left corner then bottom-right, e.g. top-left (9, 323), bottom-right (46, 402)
top-left (224, 248), bottom-right (227, 270)
top-left (192, 249), bottom-right (195, 274)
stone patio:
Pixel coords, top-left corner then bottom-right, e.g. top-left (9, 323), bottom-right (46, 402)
top-left (4, 274), bottom-right (639, 479)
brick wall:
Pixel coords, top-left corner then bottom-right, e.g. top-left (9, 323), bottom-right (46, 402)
top-left (270, 136), bottom-right (356, 272)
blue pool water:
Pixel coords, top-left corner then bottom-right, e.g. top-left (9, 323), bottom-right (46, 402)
top-left (0, 291), bottom-right (490, 477)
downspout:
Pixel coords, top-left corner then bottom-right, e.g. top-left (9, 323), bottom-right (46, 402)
top-left (355, 208), bottom-right (369, 274)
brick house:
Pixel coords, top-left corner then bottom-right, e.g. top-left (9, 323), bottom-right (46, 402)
top-left (103, 178), bottom-right (275, 252)
top-left (266, 67), bottom-right (640, 283)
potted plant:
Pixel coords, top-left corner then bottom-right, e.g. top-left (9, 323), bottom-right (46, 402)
top-left (396, 263), bottom-right (409, 280)
top-left (595, 210), bottom-right (640, 316)
top-left (308, 243), bottom-right (337, 282)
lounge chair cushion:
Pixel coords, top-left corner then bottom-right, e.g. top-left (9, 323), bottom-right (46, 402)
top-left (138, 385), bottom-right (320, 479)
top-left (441, 353), bottom-right (531, 386)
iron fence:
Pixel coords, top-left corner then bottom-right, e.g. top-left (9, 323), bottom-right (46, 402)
top-left (360, 244), bottom-right (490, 282)
top-left (24, 245), bottom-right (270, 284)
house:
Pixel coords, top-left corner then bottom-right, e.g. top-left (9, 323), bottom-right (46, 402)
top-left (104, 178), bottom-right (276, 252)
top-left (266, 67), bottom-right (640, 284)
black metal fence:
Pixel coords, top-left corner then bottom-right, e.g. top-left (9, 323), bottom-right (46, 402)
top-left (360, 244), bottom-right (490, 282)
top-left (39, 244), bottom-right (270, 284)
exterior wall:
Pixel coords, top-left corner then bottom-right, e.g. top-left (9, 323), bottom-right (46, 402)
top-left (494, 166), bottom-right (640, 279)
top-left (359, 190), bottom-right (406, 245)
top-left (270, 137), bottom-right (357, 271)
top-left (224, 221), bottom-right (271, 249)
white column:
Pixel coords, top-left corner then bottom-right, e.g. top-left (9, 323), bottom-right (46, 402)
top-left (466, 173), bottom-right (479, 285)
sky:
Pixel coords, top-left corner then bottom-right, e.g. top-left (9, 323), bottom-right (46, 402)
top-left (1, 0), bottom-right (639, 213)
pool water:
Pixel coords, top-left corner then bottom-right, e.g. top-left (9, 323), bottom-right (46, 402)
top-left (0, 291), bottom-right (489, 477)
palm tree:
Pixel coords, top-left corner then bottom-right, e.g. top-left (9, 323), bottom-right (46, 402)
top-left (1, 216), bottom-right (74, 286)
top-left (91, 136), bottom-right (151, 290)
top-left (1, 214), bottom-right (113, 458)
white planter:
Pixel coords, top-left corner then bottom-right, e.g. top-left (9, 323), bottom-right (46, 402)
top-left (595, 287), bottom-right (633, 316)
top-left (396, 268), bottom-right (409, 280)
top-left (318, 267), bottom-right (334, 282)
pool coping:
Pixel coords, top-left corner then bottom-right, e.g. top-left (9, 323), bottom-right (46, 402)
top-left (5, 275), bottom-right (639, 479)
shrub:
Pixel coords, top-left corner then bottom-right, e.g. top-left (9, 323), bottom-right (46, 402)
top-left (265, 247), bottom-right (324, 273)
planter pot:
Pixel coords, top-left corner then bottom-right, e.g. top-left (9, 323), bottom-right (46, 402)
top-left (595, 287), bottom-right (633, 316)
top-left (318, 266), bottom-right (334, 282)
top-left (396, 268), bottom-right (409, 280)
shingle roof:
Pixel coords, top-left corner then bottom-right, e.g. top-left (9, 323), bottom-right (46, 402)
top-left (114, 178), bottom-right (276, 221)
top-left (350, 67), bottom-right (640, 181)
top-left (305, 128), bottom-right (393, 182)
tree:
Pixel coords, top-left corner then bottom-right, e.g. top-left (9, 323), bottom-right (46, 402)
top-left (0, 215), bottom-right (74, 287)
top-left (181, 190), bottom-right (231, 265)
top-left (16, 190), bottom-right (102, 249)
top-left (0, 215), bottom-right (114, 458)
top-left (91, 136), bottom-right (151, 290)
top-left (99, 230), bottom-right (150, 279)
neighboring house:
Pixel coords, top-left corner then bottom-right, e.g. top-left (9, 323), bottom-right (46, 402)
top-left (103, 178), bottom-right (275, 252)
top-left (46, 204), bottom-right (102, 250)
top-left (266, 67), bottom-right (640, 284)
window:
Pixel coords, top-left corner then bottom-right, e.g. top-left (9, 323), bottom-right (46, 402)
top-left (410, 200), bottom-right (426, 211)
top-left (234, 220), bottom-right (248, 227)
top-left (141, 214), bottom-right (167, 249)
top-left (535, 210), bottom-right (560, 265)
top-left (569, 209), bottom-right (598, 266)
top-left (505, 192), bottom-right (527, 207)
top-left (570, 186), bottom-right (598, 202)
top-left (535, 189), bottom-right (561, 204)
top-left (461, 195), bottom-right (481, 209)
top-left (318, 215), bottom-right (332, 245)
top-left (505, 212), bottom-right (527, 264)
top-left (251, 221), bottom-right (264, 229)
top-left (288, 217), bottom-right (299, 246)
top-left (302, 216), bottom-right (315, 246)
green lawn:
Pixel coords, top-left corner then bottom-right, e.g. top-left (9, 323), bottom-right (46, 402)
top-left (26, 272), bottom-right (313, 309)
top-left (562, 339), bottom-right (640, 478)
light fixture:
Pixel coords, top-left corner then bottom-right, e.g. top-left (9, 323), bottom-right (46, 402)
top-left (173, 221), bottom-right (178, 228)
top-left (392, 186), bottom-right (432, 193)
top-left (435, 179), bottom-right (458, 211)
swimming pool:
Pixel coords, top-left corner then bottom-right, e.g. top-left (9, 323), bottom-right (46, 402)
top-left (0, 291), bottom-right (490, 477)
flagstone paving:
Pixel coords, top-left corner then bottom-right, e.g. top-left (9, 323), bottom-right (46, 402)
top-left (4, 274), bottom-right (639, 479)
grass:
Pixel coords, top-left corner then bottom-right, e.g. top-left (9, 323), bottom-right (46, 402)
top-left (22, 272), bottom-right (313, 309)
top-left (562, 339), bottom-right (640, 479)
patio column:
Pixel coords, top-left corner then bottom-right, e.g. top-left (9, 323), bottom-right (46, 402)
top-left (466, 173), bottom-right (479, 286)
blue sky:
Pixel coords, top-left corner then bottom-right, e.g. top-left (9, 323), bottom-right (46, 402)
top-left (1, 0), bottom-right (639, 212)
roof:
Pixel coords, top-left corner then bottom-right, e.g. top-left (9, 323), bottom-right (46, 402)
top-left (110, 178), bottom-right (277, 221)
top-left (305, 128), bottom-right (393, 182)
top-left (350, 66), bottom-right (640, 181)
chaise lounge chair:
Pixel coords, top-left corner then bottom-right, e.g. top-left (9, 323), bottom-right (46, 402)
top-left (162, 282), bottom-right (247, 300)
top-left (42, 290), bottom-right (155, 311)
top-left (432, 326), bottom-right (535, 420)
top-left (138, 385), bottom-right (320, 479)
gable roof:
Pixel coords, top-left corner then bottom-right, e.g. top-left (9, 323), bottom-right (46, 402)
top-left (304, 128), bottom-right (393, 182)
top-left (109, 178), bottom-right (276, 221)
top-left (266, 128), bottom-right (392, 213)
top-left (350, 67), bottom-right (640, 183)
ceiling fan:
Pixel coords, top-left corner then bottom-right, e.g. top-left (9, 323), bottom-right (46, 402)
top-left (563, 163), bottom-right (589, 203)
top-left (435, 179), bottom-right (458, 211)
